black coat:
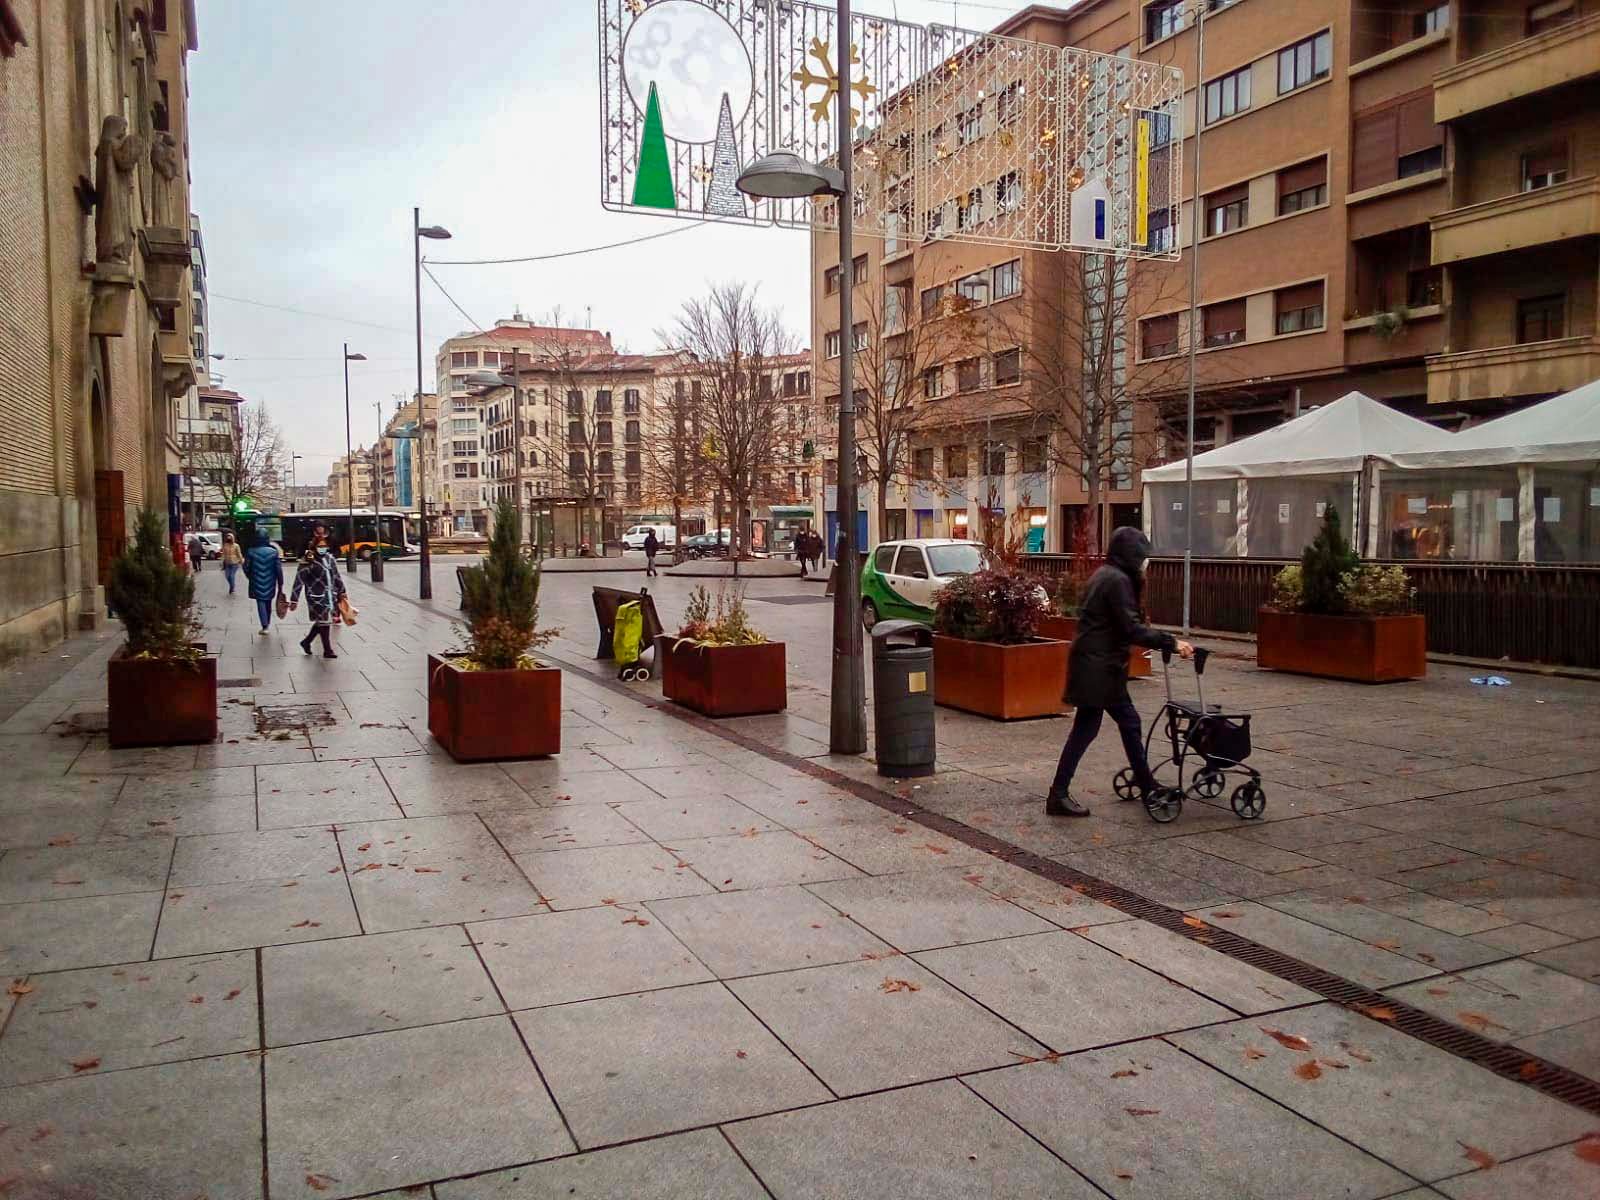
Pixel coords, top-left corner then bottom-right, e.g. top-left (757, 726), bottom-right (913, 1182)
top-left (643, 531), bottom-right (659, 555)
top-left (1064, 528), bottom-right (1176, 709)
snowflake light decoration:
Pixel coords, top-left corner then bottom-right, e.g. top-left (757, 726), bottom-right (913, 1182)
top-left (790, 37), bottom-right (877, 126)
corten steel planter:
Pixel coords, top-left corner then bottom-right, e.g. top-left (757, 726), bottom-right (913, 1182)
top-left (107, 648), bottom-right (217, 748)
top-left (656, 636), bottom-right (786, 718)
top-left (1256, 609), bottom-right (1427, 683)
top-left (1035, 615), bottom-right (1152, 678)
top-left (428, 654), bottom-right (561, 761)
top-left (932, 634), bottom-right (1069, 720)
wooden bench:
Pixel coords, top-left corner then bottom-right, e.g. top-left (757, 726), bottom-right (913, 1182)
top-left (591, 586), bottom-right (664, 663)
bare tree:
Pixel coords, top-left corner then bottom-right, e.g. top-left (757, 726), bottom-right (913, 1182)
top-left (662, 283), bottom-right (796, 558)
top-left (188, 401), bottom-right (285, 514)
top-left (641, 366), bottom-right (716, 550)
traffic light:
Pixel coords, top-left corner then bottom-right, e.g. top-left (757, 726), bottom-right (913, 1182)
top-left (231, 496), bottom-right (253, 515)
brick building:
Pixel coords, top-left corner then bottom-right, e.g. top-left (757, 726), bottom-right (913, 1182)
top-left (0, 0), bottom-right (202, 664)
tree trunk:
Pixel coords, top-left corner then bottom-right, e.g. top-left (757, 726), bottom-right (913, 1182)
top-left (876, 476), bottom-right (889, 545)
top-left (1085, 470), bottom-right (1103, 558)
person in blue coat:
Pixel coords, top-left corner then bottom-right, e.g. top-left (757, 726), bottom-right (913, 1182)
top-left (243, 531), bottom-right (285, 635)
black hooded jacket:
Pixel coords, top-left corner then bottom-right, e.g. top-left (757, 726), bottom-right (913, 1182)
top-left (1064, 527), bottom-right (1177, 708)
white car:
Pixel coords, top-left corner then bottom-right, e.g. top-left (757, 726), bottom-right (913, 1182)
top-left (622, 523), bottom-right (676, 550)
top-left (194, 531), bottom-right (223, 559)
top-left (859, 537), bottom-right (1048, 629)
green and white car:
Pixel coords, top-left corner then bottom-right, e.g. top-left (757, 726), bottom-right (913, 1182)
top-left (859, 538), bottom-right (991, 629)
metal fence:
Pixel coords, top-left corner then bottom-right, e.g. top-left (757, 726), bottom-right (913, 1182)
top-left (1019, 555), bottom-right (1600, 669)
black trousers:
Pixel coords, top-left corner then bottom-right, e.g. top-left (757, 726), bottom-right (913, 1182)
top-left (1049, 700), bottom-right (1158, 798)
top-left (300, 624), bottom-right (333, 655)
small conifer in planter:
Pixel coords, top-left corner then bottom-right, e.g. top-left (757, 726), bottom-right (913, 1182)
top-left (428, 500), bottom-right (562, 760)
top-left (105, 509), bottom-right (217, 746)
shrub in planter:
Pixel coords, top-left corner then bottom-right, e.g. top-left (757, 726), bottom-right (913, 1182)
top-left (429, 499), bottom-right (560, 760)
top-left (105, 509), bottom-right (216, 747)
top-left (931, 567), bottom-right (1067, 719)
top-left (1258, 506), bottom-right (1425, 682)
top-left (657, 585), bottom-right (786, 717)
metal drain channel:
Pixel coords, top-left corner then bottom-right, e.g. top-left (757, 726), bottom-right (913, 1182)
top-left (379, 581), bottom-right (1600, 1116)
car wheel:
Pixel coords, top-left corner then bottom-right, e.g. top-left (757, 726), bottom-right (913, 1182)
top-left (357, 546), bottom-right (371, 561)
top-left (860, 599), bottom-right (878, 631)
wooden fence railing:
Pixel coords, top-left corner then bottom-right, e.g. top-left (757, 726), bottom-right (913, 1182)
top-left (1019, 555), bottom-right (1600, 669)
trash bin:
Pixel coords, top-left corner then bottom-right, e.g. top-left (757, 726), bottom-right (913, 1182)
top-left (871, 619), bottom-right (936, 778)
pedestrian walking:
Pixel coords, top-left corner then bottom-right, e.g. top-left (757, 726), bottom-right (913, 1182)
top-left (220, 532), bottom-right (243, 594)
top-left (243, 530), bottom-right (284, 635)
top-left (643, 528), bottom-right (660, 577)
top-left (1045, 526), bottom-right (1194, 817)
top-left (289, 545), bottom-right (346, 658)
top-left (186, 532), bottom-right (204, 574)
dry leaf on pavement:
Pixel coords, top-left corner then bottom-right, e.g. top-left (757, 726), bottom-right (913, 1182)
top-left (305, 1174), bottom-right (338, 1192)
top-left (1519, 1061), bottom-right (1540, 1079)
top-left (1458, 1011), bottom-right (1509, 1034)
top-left (880, 978), bottom-right (920, 994)
top-left (1110, 1069), bottom-right (1138, 1078)
top-left (1261, 1028), bottom-right (1312, 1052)
top-left (1243, 1047), bottom-right (1267, 1061)
top-left (1181, 915), bottom-right (1207, 930)
top-left (69, 1056), bottom-right (100, 1073)
top-left (1459, 1143), bottom-right (1496, 1170)
top-left (1359, 1004), bottom-right (1398, 1022)
top-left (1573, 1134), bottom-right (1600, 1165)
top-left (1294, 1061), bottom-right (1323, 1081)
top-left (622, 915), bottom-right (650, 926)
top-left (1124, 1107), bottom-right (1160, 1117)
top-left (6, 983), bottom-right (33, 998)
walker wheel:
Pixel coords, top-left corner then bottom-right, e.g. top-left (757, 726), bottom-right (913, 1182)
top-left (1113, 768), bottom-right (1140, 803)
top-left (619, 667), bottom-right (636, 681)
top-left (1144, 786), bottom-right (1183, 824)
top-left (1230, 781), bottom-right (1266, 820)
top-left (634, 668), bottom-right (650, 682)
top-left (1189, 768), bottom-right (1225, 800)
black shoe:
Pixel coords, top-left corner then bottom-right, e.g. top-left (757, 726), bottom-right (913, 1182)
top-left (323, 651), bottom-right (338, 659)
top-left (300, 640), bottom-right (313, 655)
top-left (1045, 792), bottom-right (1091, 817)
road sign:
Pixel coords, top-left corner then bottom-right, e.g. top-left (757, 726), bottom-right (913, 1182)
top-left (598, 0), bottom-right (1184, 259)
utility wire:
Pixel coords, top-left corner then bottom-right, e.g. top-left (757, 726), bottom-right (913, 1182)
top-left (424, 221), bottom-right (701, 266)
top-left (210, 292), bottom-right (413, 334)
top-left (420, 263), bottom-right (487, 333)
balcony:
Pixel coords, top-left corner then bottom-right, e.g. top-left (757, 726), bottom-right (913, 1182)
top-left (1430, 176), bottom-right (1600, 264)
top-left (1434, 12), bottom-right (1600, 123)
top-left (1426, 334), bottom-right (1600, 405)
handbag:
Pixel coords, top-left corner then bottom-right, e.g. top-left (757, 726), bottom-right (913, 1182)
top-left (337, 596), bottom-right (357, 626)
top-left (275, 595), bottom-right (289, 619)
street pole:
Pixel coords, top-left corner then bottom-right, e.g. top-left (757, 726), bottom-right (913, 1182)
top-left (414, 208), bottom-right (434, 600)
top-left (830, 0), bottom-right (867, 755)
top-left (342, 342), bottom-right (358, 574)
top-left (511, 348), bottom-right (524, 549)
top-left (370, 401), bottom-right (386, 582)
top-left (1181, 1), bottom-right (1206, 636)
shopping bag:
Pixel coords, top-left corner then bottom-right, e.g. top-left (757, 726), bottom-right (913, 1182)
top-left (613, 601), bottom-right (643, 668)
top-left (275, 595), bottom-right (289, 619)
top-left (338, 596), bottom-right (357, 626)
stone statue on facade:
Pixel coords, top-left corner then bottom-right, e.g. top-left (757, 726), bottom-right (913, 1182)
top-left (94, 115), bottom-right (143, 265)
top-left (149, 132), bottom-right (181, 228)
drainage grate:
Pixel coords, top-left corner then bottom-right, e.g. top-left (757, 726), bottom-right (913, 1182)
top-left (217, 677), bottom-right (262, 689)
top-left (254, 703), bottom-right (336, 735)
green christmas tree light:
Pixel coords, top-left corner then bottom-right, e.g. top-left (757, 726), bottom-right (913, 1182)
top-left (632, 81), bottom-right (677, 211)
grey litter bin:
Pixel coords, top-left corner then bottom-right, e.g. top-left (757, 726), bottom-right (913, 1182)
top-left (871, 619), bottom-right (936, 778)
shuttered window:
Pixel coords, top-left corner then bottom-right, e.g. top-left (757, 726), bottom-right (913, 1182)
top-left (1202, 299), bottom-right (1246, 347)
top-left (1352, 92), bottom-right (1440, 191)
top-left (1142, 313), bottom-right (1180, 358)
top-left (1275, 282), bottom-right (1325, 334)
top-left (1278, 157), bottom-right (1328, 213)
top-left (1205, 183), bottom-right (1249, 235)
top-left (1522, 146), bottom-right (1569, 191)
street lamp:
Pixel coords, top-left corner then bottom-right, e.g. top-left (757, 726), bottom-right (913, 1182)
top-left (342, 345), bottom-right (366, 573)
top-left (736, 0), bottom-right (865, 757)
top-left (370, 400), bottom-right (387, 582)
top-left (414, 209), bottom-right (452, 600)
top-left (289, 453), bottom-right (302, 512)
top-left (467, 361), bottom-right (526, 551)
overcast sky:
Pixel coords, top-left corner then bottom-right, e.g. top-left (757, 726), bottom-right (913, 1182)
top-left (188, 0), bottom-right (1014, 485)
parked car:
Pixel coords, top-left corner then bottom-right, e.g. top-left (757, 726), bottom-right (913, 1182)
top-left (622, 523), bottom-right (678, 550)
top-left (681, 530), bottom-right (732, 560)
top-left (857, 538), bottom-right (1043, 630)
top-left (195, 531), bottom-right (223, 560)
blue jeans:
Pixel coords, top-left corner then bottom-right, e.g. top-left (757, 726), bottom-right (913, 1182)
top-left (223, 563), bottom-right (239, 592)
top-left (1049, 700), bottom-right (1157, 798)
top-left (256, 598), bottom-right (272, 629)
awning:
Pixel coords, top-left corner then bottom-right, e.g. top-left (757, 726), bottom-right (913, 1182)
top-left (769, 506), bottom-right (815, 518)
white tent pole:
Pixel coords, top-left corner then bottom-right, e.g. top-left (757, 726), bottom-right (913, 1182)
top-left (1518, 465), bottom-right (1535, 562)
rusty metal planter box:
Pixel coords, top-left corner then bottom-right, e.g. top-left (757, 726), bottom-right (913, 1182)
top-left (932, 634), bottom-right (1069, 720)
top-left (1256, 609), bottom-right (1427, 683)
top-left (656, 637), bottom-right (786, 718)
top-left (1035, 615), bottom-right (1151, 678)
top-left (107, 649), bottom-right (217, 747)
top-left (427, 654), bottom-right (561, 761)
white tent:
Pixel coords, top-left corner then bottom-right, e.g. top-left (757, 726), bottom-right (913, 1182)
top-left (1143, 392), bottom-right (1457, 482)
top-left (1388, 376), bottom-right (1600, 469)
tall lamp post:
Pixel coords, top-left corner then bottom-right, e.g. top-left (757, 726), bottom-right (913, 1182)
top-left (370, 400), bottom-right (387, 582)
top-left (736, 0), bottom-right (866, 756)
top-left (413, 209), bottom-right (453, 600)
top-left (342, 344), bottom-right (366, 572)
top-left (289, 453), bottom-right (302, 512)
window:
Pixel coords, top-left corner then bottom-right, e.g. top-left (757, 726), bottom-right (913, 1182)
top-left (1205, 184), bottom-right (1248, 235)
top-left (1202, 299), bottom-right (1246, 348)
top-left (996, 80), bottom-right (1022, 125)
top-left (873, 544), bottom-right (897, 572)
top-left (852, 254), bottom-right (867, 285)
top-left (920, 284), bottom-right (946, 318)
top-left (566, 391), bottom-right (583, 415)
top-left (824, 266), bottom-right (841, 294)
top-left (852, 322), bottom-right (868, 352)
top-left (453, 463), bottom-right (470, 479)
top-left (625, 481), bottom-right (641, 502)
top-left (895, 545), bottom-right (930, 579)
top-left (1146, 205), bottom-right (1176, 252)
top-left (452, 439), bottom-right (475, 458)
top-left (596, 421), bottom-right (613, 444)
top-left (994, 348), bottom-right (1021, 386)
top-left (914, 447), bottom-right (935, 478)
top-left (1278, 30), bottom-right (1332, 96)
top-left (1204, 67), bottom-right (1250, 125)
top-left (992, 259), bottom-right (1021, 299)
top-left (983, 442), bottom-right (1007, 476)
top-left (1407, 267), bottom-right (1442, 308)
top-left (1398, 145), bottom-right (1443, 177)
top-left (958, 187), bottom-right (983, 230)
top-left (885, 284), bottom-right (908, 333)
top-left (1528, 1), bottom-right (1576, 35)
top-left (924, 204), bottom-right (947, 240)
top-left (957, 105), bottom-right (982, 146)
top-left (956, 272), bottom-right (987, 305)
top-left (1414, 3), bottom-right (1449, 36)
top-left (922, 367), bottom-right (944, 398)
top-left (1353, 93), bottom-right (1442, 190)
top-left (597, 451), bottom-right (613, 474)
top-left (1517, 294), bottom-right (1565, 343)
top-left (625, 419), bottom-right (640, 441)
top-left (825, 330), bottom-right (842, 358)
top-left (1278, 157), bottom-right (1328, 214)
top-left (944, 444), bottom-right (967, 478)
top-left (1522, 146), bottom-right (1568, 191)
top-left (568, 420), bottom-right (583, 444)
top-left (569, 452), bottom-right (585, 479)
top-left (594, 390), bottom-right (613, 414)
top-left (1142, 312), bottom-right (1180, 358)
top-left (450, 417), bottom-right (475, 434)
top-left (1020, 438), bottom-right (1046, 474)
top-left (624, 450), bottom-right (641, 475)
top-left (1145, 0), bottom-right (1185, 43)
top-left (824, 458), bottom-right (839, 485)
top-left (451, 351), bottom-right (477, 368)
top-left (623, 388), bottom-right (641, 413)
top-left (1274, 281), bottom-right (1325, 334)
top-left (956, 358), bottom-right (982, 392)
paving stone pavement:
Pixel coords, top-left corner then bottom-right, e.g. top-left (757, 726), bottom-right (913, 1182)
top-left (0, 564), bottom-right (1597, 1198)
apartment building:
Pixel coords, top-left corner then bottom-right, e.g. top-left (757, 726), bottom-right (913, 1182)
top-left (376, 398), bottom-right (420, 509)
top-left (176, 385), bottom-right (243, 525)
top-left (327, 449), bottom-right (373, 510)
top-left (0, 0), bottom-right (202, 663)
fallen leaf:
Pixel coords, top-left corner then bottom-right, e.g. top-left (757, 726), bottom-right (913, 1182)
top-left (1339, 1042), bottom-right (1374, 1064)
top-left (224, 989), bottom-right (242, 1001)
top-left (1459, 1143), bottom-right (1496, 1170)
top-left (1009, 1050), bottom-right (1064, 1064)
top-left (1261, 1028), bottom-right (1312, 1052)
top-left (622, 915), bottom-right (651, 927)
top-left (187, 995), bottom-right (204, 1005)
top-left (305, 1174), bottom-right (338, 1192)
top-left (280, 881), bottom-right (298, 888)
top-left (740, 827), bottom-right (761, 838)
top-left (922, 843), bottom-right (949, 855)
top-left (1368, 939), bottom-right (1401, 951)
top-left (879, 977), bottom-right (921, 994)
top-left (69, 1056), bottom-right (100, 1073)
top-left (1110, 1069), bottom-right (1138, 1078)
top-left (1243, 1046), bottom-right (1267, 1061)
top-left (6, 982), bottom-right (34, 998)
top-left (1458, 1010), bottom-right (1509, 1034)
top-left (46, 836), bottom-right (74, 847)
top-left (1574, 1134), bottom-right (1600, 1165)
top-left (1211, 910), bottom-right (1243, 919)
top-left (1426, 987), bottom-right (1450, 997)
top-left (555, 794), bottom-right (571, 802)
top-left (1359, 1004), bottom-right (1398, 1022)
top-left (413, 867), bottom-right (440, 874)
top-left (1115, 1170), bottom-right (1134, 1180)
top-left (1182, 916), bottom-right (1208, 930)
top-left (353, 863), bottom-right (382, 873)
top-left (288, 920), bottom-right (321, 929)
top-left (1519, 1061), bottom-right (1540, 1080)
top-left (1294, 1061), bottom-right (1323, 1081)
top-left (1319, 1058), bottom-right (1349, 1070)
top-left (809, 922), bottom-right (824, 929)
top-left (356, 843), bottom-right (371, 852)
top-left (962, 873), bottom-right (985, 884)
top-left (1124, 1107), bottom-right (1160, 1116)
top-left (326, 866), bottom-right (341, 874)
top-left (890, 826), bottom-right (908, 834)
top-left (735, 1050), bottom-right (747, 1059)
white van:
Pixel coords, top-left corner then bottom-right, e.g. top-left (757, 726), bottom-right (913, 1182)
top-left (622, 524), bottom-right (677, 550)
